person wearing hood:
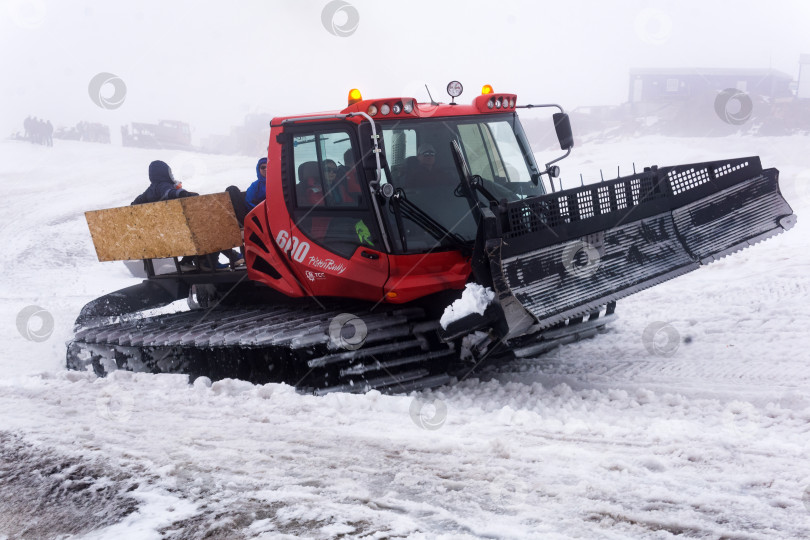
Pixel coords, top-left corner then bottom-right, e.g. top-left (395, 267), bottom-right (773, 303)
top-left (131, 160), bottom-right (241, 270)
top-left (226, 157), bottom-right (267, 226)
top-left (245, 157), bottom-right (268, 209)
top-left (132, 160), bottom-right (198, 205)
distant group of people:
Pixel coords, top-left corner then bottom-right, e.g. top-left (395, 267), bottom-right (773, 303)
top-left (14, 118), bottom-right (111, 146)
top-left (22, 116), bottom-right (53, 146)
top-left (131, 157), bottom-right (269, 271)
top-left (73, 121), bottom-right (111, 143)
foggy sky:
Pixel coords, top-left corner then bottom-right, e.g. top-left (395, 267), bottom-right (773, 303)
top-left (1, 0), bottom-right (809, 141)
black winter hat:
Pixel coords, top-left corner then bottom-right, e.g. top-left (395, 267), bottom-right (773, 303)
top-left (148, 160), bottom-right (174, 184)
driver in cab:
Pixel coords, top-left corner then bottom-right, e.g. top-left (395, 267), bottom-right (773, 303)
top-left (400, 143), bottom-right (455, 190)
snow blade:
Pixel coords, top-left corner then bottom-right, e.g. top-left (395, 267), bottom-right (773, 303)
top-left (486, 157), bottom-right (796, 331)
top-left (74, 279), bottom-right (189, 327)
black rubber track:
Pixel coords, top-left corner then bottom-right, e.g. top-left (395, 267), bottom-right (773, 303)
top-left (67, 301), bottom-right (616, 394)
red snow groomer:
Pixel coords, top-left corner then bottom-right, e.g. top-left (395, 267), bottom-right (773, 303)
top-left (68, 82), bottom-right (797, 393)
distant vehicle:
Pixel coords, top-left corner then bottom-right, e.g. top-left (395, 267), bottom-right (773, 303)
top-left (53, 126), bottom-right (81, 141)
top-left (121, 120), bottom-right (192, 150)
top-left (53, 122), bottom-right (111, 144)
top-left (79, 122), bottom-right (111, 144)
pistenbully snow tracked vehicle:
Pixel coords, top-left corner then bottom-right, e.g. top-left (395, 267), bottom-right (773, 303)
top-left (67, 83), bottom-right (796, 394)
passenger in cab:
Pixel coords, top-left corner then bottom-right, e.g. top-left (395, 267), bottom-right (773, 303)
top-left (297, 161), bottom-right (325, 206)
top-left (324, 157), bottom-right (361, 207)
top-left (322, 159), bottom-right (339, 204)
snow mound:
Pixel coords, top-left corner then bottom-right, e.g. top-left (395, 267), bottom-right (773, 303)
top-left (440, 283), bottom-right (495, 329)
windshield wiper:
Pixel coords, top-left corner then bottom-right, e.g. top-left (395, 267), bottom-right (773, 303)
top-left (454, 174), bottom-right (498, 205)
top-left (390, 189), bottom-right (467, 251)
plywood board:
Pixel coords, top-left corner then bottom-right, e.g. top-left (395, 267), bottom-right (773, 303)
top-left (85, 193), bottom-right (242, 261)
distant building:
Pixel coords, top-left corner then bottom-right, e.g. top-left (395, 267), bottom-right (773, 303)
top-left (560, 65), bottom-right (807, 140)
top-left (798, 54), bottom-right (810, 100)
top-left (236, 113), bottom-right (273, 156)
top-left (628, 68), bottom-right (793, 105)
top-left (200, 113), bottom-right (273, 156)
top-left (625, 68), bottom-right (795, 135)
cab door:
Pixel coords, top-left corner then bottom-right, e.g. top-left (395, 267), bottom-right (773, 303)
top-left (281, 126), bottom-right (389, 302)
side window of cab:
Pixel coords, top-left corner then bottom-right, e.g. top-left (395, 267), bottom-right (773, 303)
top-left (290, 129), bottom-right (379, 258)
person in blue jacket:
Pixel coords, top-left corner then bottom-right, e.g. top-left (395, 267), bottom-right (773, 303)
top-left (246, 157), bottom-right (268, 209)
top-left (226, 157), bottom-right (267, 225)
top-left (131, 160), bottom-right (198, 205)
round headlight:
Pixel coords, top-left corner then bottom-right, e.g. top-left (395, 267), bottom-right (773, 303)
top-left (380, 104), bottom-right (390, 115)
top-left (487, 99), bottom-right (494, 109)
top-left (392, 102), bottom-right (402, 114)
top-left (495, 98), bottom-right (502, 108)
top-left (509, 98), bottom-right (515, 108)
top-left (403, 100), bottom-right (414, 113)
top-left (381, 183), bottom-right (396, 198)
top-left (368, 104), bottom-right (378, 116)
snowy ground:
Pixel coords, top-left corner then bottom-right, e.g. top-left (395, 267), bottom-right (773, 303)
top-left (1, 135), bottom-right (809, 539)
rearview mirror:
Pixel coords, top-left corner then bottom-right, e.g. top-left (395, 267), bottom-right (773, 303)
top-left (553, 113), bottom-right (574, 150)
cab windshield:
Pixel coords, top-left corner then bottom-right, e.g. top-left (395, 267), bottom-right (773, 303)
top-left (380, 114), bottom-right (543, 251)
